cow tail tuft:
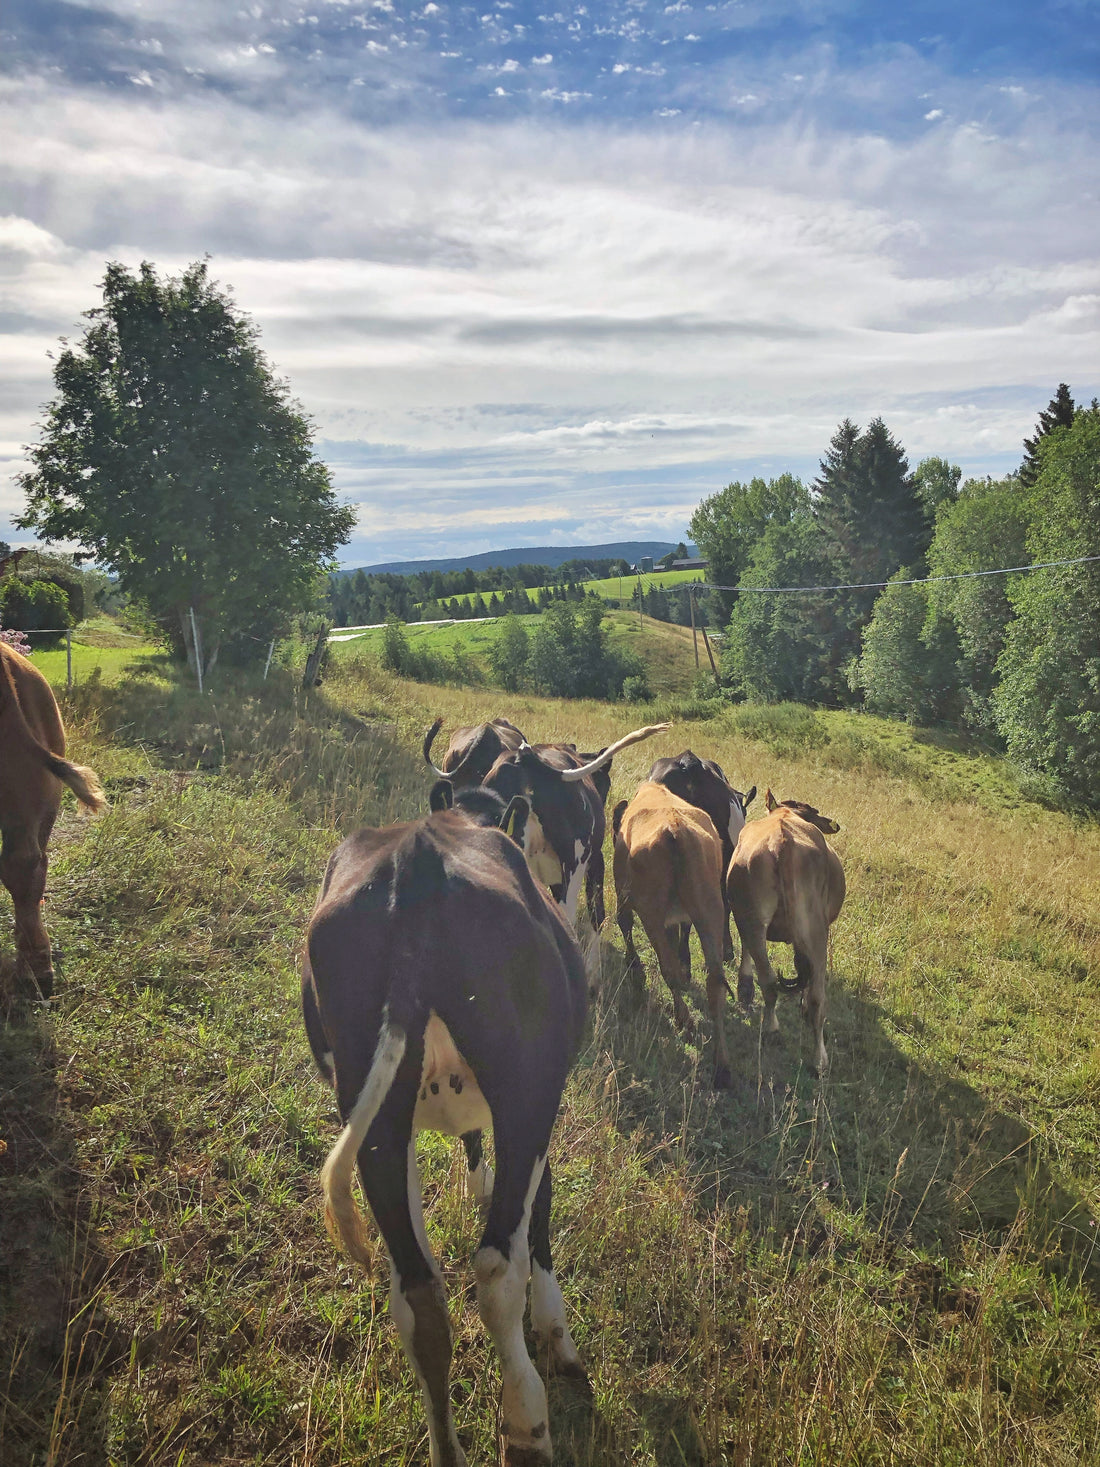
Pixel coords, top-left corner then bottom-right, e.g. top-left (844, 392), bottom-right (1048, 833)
top-left (321, 1017), bottom-right (408, 1267)
top-left (45, 754), bottom-right (107, 812)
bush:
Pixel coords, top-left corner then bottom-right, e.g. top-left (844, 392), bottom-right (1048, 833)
top-left (527, 601), bottom-right (645, 700)
top-left (0, 577), bottom-right (73, 646)
top-left (379, 617), bottom-right (484, 687)
top-left (488, 613), bottom-right (530, 691)
top-left (726, 701), bottom-right (831, 758)
top-left (850, 575), bottom-right (962, 724)
top-left (621, 673), bottom-right (652, 703)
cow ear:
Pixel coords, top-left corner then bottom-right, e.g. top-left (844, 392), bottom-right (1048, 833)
top-left (744, 785), bottom-right (757, 811)
top-left (765, 788), bottom-right (778, 812)
top-left (501, 795), bottom-right (530, 846)
top-left (429, 779), bottom-right (455, 812)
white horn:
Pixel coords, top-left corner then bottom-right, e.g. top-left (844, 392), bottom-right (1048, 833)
top-left (558, 723), bottom-right (672, 782)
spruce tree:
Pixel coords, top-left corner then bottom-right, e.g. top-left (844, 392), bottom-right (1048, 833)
top-left (1019, 383), bottom-right (1076, 486)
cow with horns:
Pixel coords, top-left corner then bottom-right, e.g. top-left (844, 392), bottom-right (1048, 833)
top-left (1, 643), bottom-right (106, 995)
top-left (426, 720), bottom-right (670, 930)
top-left (302, 782), bottom-right (589, 1466)
top-left (727, 790), bottom-right (845, 1074)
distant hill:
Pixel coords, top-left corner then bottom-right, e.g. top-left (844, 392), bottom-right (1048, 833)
top-left (340, 541), bottom-right (683, 577)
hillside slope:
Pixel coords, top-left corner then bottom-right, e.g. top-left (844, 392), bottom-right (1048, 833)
top-left (2, 652), bottom-right (1099, 1467)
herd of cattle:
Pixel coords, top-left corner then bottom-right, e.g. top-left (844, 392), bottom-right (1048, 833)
top-left (0, 644), bottom-right (845, 1467)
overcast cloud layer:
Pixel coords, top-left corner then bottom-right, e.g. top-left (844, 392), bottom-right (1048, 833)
top-left (2, 0), bottom-right (1098, 564)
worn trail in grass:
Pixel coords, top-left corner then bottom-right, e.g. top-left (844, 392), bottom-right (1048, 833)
top-left (2, 653), bottom-right (1099, 1465)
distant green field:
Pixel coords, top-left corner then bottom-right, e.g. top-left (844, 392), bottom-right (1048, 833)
top-left (420, 567), bottom-right (706, 613)
top-left (22, 630), bottom-right (160, 688)
top-left (329, 608), bottom-right (700, 694)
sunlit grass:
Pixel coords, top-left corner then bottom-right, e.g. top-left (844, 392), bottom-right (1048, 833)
top-left (2, 639), bottom-right (1099, 1465)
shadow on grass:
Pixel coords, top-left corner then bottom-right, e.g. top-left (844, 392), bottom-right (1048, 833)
top-left (591, 939), bottom-right (1099, 1288)
top-left (0, 982), bottom-right (122, 1467)
top-left (62, 659), bottom-right (427, 832)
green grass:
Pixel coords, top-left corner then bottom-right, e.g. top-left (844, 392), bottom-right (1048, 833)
top-left (22, 625), bottom-right (160, 687)
top-left (413, 568), bottom-right (705, 614)
top-left (2, 651), bottom-right (1100, 1465)
top-left (329, 609), bottom-right (702, 696)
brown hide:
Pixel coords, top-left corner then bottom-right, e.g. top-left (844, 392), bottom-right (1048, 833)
top-left (726, 802), bottom-right (844, 1073)
top-left (613, 781), bottom-right (733, 1087)
top-left (0, 644), bottom-right (105, 993)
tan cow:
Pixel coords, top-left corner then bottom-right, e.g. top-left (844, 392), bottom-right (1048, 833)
top-left (1, 643), bottom-right (106, 995)
top-left (612, 781), bottom-right (733, 1088)
top-left (726, 790), bottom-right (845, 1074)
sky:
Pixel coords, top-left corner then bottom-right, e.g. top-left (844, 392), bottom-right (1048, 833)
top-left (1, 1), bottom-right (1098, 567)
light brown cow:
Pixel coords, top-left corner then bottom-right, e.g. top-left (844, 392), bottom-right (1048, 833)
top-left (1, 643), bottom-right (106, 995)
top-left (726, 790), bottom-right (845, 1074)
top-left (612, 780), bottom-right (733, 1088)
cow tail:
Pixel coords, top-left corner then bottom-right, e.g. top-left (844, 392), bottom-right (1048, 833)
top-left (320, 827), bottom-right (444, 1267)
top-left (775, 856), bottom-right (808, 993)
top-left (0, 649), bottom-right (106, 811)
top-left (44, 753), bottom-right (107, 812)
top-left (321, 1016), bottom-right (408, 1266)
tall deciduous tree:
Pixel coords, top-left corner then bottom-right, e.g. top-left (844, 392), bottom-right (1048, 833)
top-left (1019, 383), bottom-right (1075, 487)
top-left (18, 260), bottom-right (355, 679)
top-left (689, 473), bottom-right (807, 615)
top-left (994, 404), bottom-right (1100, 804)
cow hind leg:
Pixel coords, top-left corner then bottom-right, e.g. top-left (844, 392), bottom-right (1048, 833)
top-left (616, 897), bottom-right (645, 991)
top-left (795, 940), bottom-right (829, 1075)
top-left (585, 847), bottom-right (606, 931)
top-left (476, 1113), bottom-right (559, 1465)
top-left (677, 923), bottom-right (692, 984)
top-left (1, 839), bottom-right (52, 997)
top-left (640, 915), bottom-right (693, 1034)
top-left (528, 1160), bottom-right (585, 1381)
top-left (694, 916), bottom-right (733, 1090)
top-left (359, 1135), bottom-right (467, 1467)
top-left (738, 922), bottom-right (781, 1035)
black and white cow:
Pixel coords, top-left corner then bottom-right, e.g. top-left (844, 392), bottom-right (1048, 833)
top-left (481, 723), bottom-right (670, 930)
top-left (647, 750), bottom-right (756, 956)
top-left (302, 792), bottom-right (588, 1466)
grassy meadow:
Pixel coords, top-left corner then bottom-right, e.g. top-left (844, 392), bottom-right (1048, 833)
top-left (412, 568), bottom-right (705, 614)
top-left (329, 609), bottom-right (704, 697)
top-left (2, 640), bottom-right (1100, 1466)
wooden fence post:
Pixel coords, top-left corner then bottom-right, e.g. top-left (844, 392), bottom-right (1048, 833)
top-left (302, 624), bottom-right (330, 689)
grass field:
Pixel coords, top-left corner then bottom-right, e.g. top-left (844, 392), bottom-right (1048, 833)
top-left (2, 646), bottom-right (1099, 1465)
top-left (329, 609), bottom-right (703, 696)
top-left (417, 568), bottom-right (705, 613)
top-left (19, 622), bottom-right (160, 687)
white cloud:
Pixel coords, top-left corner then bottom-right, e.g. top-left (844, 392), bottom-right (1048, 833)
top-left (0, 78), bottom-right (1097, 558)
top-left (924, 107), bottom-right (944, 121)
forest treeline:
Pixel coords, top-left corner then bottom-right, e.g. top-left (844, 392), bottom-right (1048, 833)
top-left (690, 385), bottom-right (1099, 804)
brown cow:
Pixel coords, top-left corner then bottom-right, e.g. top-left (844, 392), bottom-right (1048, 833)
top-left (303, 789), bottom-right (588, 1465)
top-left (612, 781), bottom-right (733, 1088)
top-left (726, 790), bottom-right (845, 1074)
top-left (1, 643), bottom-right (106, 995)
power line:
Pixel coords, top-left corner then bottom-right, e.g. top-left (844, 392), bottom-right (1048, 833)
top-left (690, 554), bottom-right (1100, 596)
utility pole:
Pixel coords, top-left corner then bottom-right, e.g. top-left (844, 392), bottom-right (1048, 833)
top-left (689, 584), bottom-right (699, 668)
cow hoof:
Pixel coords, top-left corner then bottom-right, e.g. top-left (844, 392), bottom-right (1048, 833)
top-left (712, 1063), bottom-right (733, 1090)
top-left (550, 1358), bottom-right (592, 1390)
top-left (504, 1444), bottom-right (553, 1467)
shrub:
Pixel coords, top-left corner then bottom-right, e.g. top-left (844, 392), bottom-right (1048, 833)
top-left (726, 701), bottom-right (830, 758)
top-left (0, 576), bottom-right (73, 646)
